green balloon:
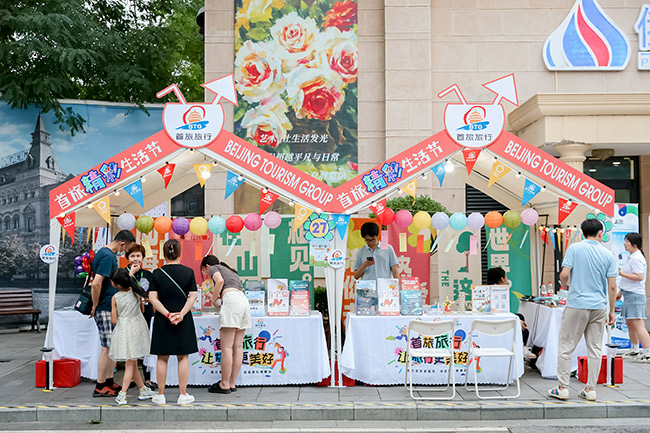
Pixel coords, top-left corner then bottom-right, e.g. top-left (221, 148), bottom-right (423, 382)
top-left (136, 215), bottom-right (155, 233)
top-left (503, 210), bottom-right (521, 229)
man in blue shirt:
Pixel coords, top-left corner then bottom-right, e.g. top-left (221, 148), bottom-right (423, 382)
top-left (353, 222), bottom-right (399, 280)
top-left (548, 218), bottom-right (617, 402)
top-left (90, 230), bottom-right (135, 397)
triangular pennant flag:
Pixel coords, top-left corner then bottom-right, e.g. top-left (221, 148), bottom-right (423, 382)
top-left (158, 164), bottom-right (175, 189)
top-left (225, 171), bottom-right (245, 199)
top-left (193, 164), bottom-right (213, 187)
top-left (558, 198), bottom-right (578, 224)
top-left (294, 204), bottom-right (313, 231)
top-left (332, 213), bottom-right (351, 240)
top-left (521, 178), bottom-right (542, 206)
top-left (57, 213), bottom-right (76, 244)
top-left (369, 198), bottom-right (388, 224)
top-left (259, 190), bottom-right (279, 214)
top-left (488, 160), bottom-right (511, 187)
top-left (432, 162), bottom-right (446, 187)
top-left (92, 196), bottom-right (111, 224)
top-left (124, 179), bottom-right (144, 207)
top-left (462, 148), bottom-right (481, 175)
top-left (400, 179), bottom-right (417, 200)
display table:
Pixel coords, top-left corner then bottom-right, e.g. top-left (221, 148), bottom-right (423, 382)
top-left (340, 312), bottom-right (524, 385)
top-left (143, 312), bottom-right (330, 386)
top-left (45, 310), bottom-right (102, 379)
top-left (518, 301), bottom-right (606, 379)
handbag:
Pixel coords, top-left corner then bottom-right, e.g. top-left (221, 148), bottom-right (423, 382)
top-left (74, 282), bottom-right (93, 316)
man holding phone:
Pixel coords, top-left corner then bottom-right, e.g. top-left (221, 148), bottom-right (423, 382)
top-left (353, 222), bottom-right (399, 280)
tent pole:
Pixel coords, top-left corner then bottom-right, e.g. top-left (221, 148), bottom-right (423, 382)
top-left (46, 218), bottom-right (61, 390)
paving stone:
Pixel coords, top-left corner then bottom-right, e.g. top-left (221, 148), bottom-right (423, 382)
top-left (543, 401), bottom-right (607, 419)
top-left (0, 408), bottom-right (37, 422)
top-left (417, 402), bottom-right (481, 420)
top-left (354, 403), bottom-right (417, 420)
top-left (164, 405), bottom-right (227, 421)
top-left (101, 405), bottom-right (164, 421)
top-left (227, 404), bottom-right (291, 421)
top-left (291, 404), bottom-right (354, 420)
top-left (36, 406), bottom-right (100, 421)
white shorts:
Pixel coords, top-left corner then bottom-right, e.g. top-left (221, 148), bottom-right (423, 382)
top-left (220, 290), bottom-right (251, 330)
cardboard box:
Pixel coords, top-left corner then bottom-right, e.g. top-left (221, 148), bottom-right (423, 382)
top-left (577, 355), bottom-right (623, 384)
top-left (35, 359), bottom-right (81, 388)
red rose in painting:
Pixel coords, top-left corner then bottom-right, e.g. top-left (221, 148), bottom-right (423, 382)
top-left (287, 68), bottom-right (344, 121)
top-left (323, 0), bottom-right (357, 31)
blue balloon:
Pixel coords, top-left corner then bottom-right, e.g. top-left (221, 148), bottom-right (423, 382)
top-left (449, 212), bottom-right (467, 231)
top-left (208, 216), bottom-right (226, 234)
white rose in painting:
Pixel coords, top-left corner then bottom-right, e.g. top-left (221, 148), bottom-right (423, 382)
top-left (286, 67), bottom-right (344, 121)
top-left (270, 12), bottom-right (318, 70)
top-left (241, 95), bottom-right (292, 148)
top-left (314, 28), bottom-right (358, 84)
top-left (234, 40), bottom-right (284, 103)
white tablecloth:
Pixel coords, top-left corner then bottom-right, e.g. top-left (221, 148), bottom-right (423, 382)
top-left (518, 301), bottom-right (606, 379)
top-left (143, 312), bottom-right (330, 386)
top-left (340, 312), bottom-right (524, 385)
top-left (45, 310), bottom-right (103, 379)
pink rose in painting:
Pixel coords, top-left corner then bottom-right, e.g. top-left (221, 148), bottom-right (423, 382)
top-left (286, 67), bottom-right (344, 121)
top-left (241, 95), bottom-right (291, 148)
top-left (323, 0), bottom-right (357, 31)
top-left (271, 12), bottom-right (318, 69)
top-left (316, 28), bottom-right (358, 84)
top-left (234, 40), bottom-right (284, 103)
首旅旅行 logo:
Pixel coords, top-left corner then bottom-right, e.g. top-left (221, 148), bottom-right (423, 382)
top-left (457, 106), bottom-right (489, 132)
top-left (177, 106), bottom-right (209, 131)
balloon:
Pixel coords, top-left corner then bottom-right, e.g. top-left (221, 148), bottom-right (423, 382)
top-left (75, 265), bottom-right (84, 274)
top-left (381, 208), bottom-right (395, 225)
top-left (449, 212), bottom-right (467, 231)
top-left (172, 217), bottom-right (190, 236)
top-left (244, 213), bottom-right (263, 231)
top-left (485, 211), bottom-right (503, 229)
top-left (154, 216), bottom-right (173, 235)
top-left (81, 256), bottom-right (89, 265)
top-left (412, 211), bottom-right (431, 230)
top-left (74, 256), bottom-right (82, 266)
top-left (81, 251), bottom-right (90, 259)
top-left (136, 215), bottom-right (155, 234)
top-left (88, 250), bottom-right (95, 261)
top-left (520, 208), bottom-right (539, 226)
top-left (467, 212), bottom-right (485, 230)
top-left (208, 216), bottom-right (226, 234)
top-left (264, 211), bottom-right (282, 229)
top-left (394, 210), bottom-right (413, 228)
top-left (190, 217), bottom-right (208, 236)
top-left (431, 212), bottom-right (449, 230)
top-left (503, 210), bottom-right (521, 229)
top-left (117, 213), bottom-right (136, 231)
top-left (83, 263), bottom-right (91, 273)
top-left (226, 215), bottom-right (244, 233)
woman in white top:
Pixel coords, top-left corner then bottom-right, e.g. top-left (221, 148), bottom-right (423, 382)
top-left (617, 232), bottom-right (650, 362)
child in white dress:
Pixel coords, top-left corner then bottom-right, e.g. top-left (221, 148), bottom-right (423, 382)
top-left (109, 268), bottom-right (157, 405)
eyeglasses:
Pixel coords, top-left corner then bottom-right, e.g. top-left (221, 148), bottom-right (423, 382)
top-left (364, 237), bottom-right (378, 244)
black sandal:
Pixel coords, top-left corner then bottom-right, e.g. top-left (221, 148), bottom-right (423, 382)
top-left (208, 380), bottom-right (231, 394)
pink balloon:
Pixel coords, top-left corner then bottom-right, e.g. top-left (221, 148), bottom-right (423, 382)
top-left (394, 209), bottom-right (413, 228)
top-left (264, 211), bottom-right (282, 229)
top-left (521, 208), bottom-right (539, 226)
top-left (244, 213), bottom-right (263, 231)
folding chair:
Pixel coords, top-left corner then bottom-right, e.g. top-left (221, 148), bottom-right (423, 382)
top-left (404, 319), bottom-right (456, 400)
top-left (464, 318), bottom-right (520, 399)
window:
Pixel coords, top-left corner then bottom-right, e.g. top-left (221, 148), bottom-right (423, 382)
top-left (13, 214), bottom-right (19, 230)
top-left (583, 157), bottom-right (639, 204)
top-left (3, 218), bottom-right (10, 231)
top-left (27, 216), bottom-right (35, 232)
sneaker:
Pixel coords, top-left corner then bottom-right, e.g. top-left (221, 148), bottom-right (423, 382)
top-left (579, 388), bottom-right (597, 401)
top-left (622, 350), bottom-right (641, 359)
top-left (93, 386), bottom-right (117, 397)
top-left (151, 394), bottom-right (166, 405)
top-left (115, 391), bottom-right (127, 406)
top-left (177, 393), bottom-right (195, 405)
top-left (633, 354), bottom-right (650, 364)
top-left (547, 386), bottom-right (569, 400)
top-left (523, 346), bottom-right (537, 360)
top-left (138, 387), bottom-right (157, 400)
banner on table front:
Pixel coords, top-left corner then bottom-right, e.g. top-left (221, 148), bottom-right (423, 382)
top-left (485, 226), bottom-right (532, 313)
top-left (437, 229), bottom-right (481, 309)
top-left (233, 0), bottom-right (359, 189)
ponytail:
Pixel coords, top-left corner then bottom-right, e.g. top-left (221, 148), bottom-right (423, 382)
top-left (200, 254), bottom-right (238, 275)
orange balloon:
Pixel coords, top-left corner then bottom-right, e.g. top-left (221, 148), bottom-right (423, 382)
top-left (154, 216), bottom-right (173, 234)
top-left (484, 211), bottom-right (503, 229)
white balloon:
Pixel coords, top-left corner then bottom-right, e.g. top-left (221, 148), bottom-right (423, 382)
top-left (117, 213), bottom-right (136, 231)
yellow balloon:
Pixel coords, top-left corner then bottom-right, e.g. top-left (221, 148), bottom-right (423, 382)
top-left (189, 217), bottom-right (208, 236)
top-left (412, 211), bottom-right (431, 230)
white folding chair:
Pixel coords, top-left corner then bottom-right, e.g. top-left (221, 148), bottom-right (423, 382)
top-left (404, 319), bottom-right (456, 400)
top-left (464, 318), bottom-right (520, 399)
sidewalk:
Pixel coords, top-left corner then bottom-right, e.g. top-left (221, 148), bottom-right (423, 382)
top-left (1, 330), bottom-right (650, 423)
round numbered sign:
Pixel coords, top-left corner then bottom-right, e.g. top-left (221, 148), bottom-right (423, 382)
top-left (308, 217), bottom-right (329, 239)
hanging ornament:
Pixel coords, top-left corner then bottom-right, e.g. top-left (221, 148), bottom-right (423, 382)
top-left (226, 215), bottom-right (245, 233)
top-left (154, 216), bottom-right (173, 234)
top-left (520, 208), bottom-right (539, 226)
top-left (412, 211), bottom-right (431, 230)
top-left (244, 213), bottom-right (263, 231)
top-left (484, 211), bottom-right (503, 228)
top-left (172, 217), bottom-right (190, 236)
top-left (503, 210), bottom-right (521, 229)
top-left (394, 209), bottom-right (413, 228)
top-left (431, 212), bottom-right (449, 230)
top-left (381, 208), bottom-right (395, 225)
top-left (190, 217), bottom-right (209, 236)
top-left (117, 213), bottom-right (136, 231)
top-left (264, 211), bottom-right (282, 229)
top-left (208, 216), bottom-right (226, 234)
top-left (467, 212), bottom-right (485, 230)
top-left (136, 215), bottom-right (155, 233)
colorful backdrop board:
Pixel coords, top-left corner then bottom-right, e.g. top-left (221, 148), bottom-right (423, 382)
top-left (437, 229), bottom-right (482, 308)
top-left (387, 224), bottom-right (431, 304)
top-left (485, 226), bottom-right (532, 313)
top-left (342, 218), bottom-right (379, 323)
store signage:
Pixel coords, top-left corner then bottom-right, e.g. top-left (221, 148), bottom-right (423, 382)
top-left (326, 249), bottom-right (345, 269)
top-left (635, 5), bottom-right (650, 70)
top-left (40, 245), bottom-right (58, 264)
top-left (543, 0), bottom-right (630, 71)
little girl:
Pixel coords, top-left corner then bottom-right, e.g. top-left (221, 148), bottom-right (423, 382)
top-left (109, 268), bottom-right (157, 405)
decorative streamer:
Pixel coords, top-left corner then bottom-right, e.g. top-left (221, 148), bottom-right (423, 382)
top-left (445, 233), bottom-right (459, 252)
top-left (550, 230), bottom-right (557, 251)
top-left (430, 234), bottom-right (439, 253)
top-left (226, 236), bottom-right (239, 256)
top-left (500, 232), bottom-right (513, 251)
top-left (519, 230), bottom-right (529, 249)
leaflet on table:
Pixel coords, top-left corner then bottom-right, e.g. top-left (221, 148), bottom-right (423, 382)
top-left (490, 285), bottom-right (510, 313)
top-left (355, 280), bottom-right (378, 316)
top-left (267, 278), bottom-right (290, 316)
top-left (377, 278), bottom-right (400, 316)
top-left (289, 280), bottom-right (310, 316)
top-left (201, 280), bottom-right (214, 308)
top-left (192, 287), bottom-right (202, 316)
top-left (244, 280), bottom-right (266, 317)
top-left (400, 290), bottom-right (422, 315)
top-left (472, 285), bottom-right (490, 312)
top-left (401, 276), bottom-right (420, 291)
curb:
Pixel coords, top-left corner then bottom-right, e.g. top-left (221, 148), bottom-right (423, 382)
top-left (1, 400), bottom-right (650, 422)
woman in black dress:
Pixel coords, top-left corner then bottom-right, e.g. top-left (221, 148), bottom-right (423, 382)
top-left (148, 239), bottom-right (198, 405)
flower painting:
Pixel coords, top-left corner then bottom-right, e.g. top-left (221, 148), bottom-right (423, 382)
top-left (234, 0), bottom-right (358, 188)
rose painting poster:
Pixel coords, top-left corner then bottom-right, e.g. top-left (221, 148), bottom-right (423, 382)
top-left (233, 0), bottom-right (358, 188)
